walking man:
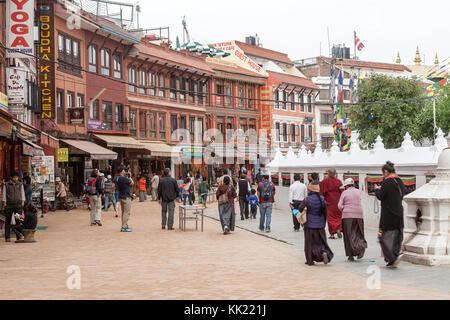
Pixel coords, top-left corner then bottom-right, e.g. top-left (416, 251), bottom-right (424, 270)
top-left (151, 172), bottom-right (160, 201)
top-left (158, 168), bottom-right (179, 230)
top-left (116, 166), bottom-right (134, 232)
top-left (238, 171), bottom-right (251, 220)
top-left (289, 173), bottom-right (308, 232)
top-left (257, 175), bottom-right (275, 233)
top-left (87, 169), bottom-right (104, 226)
top-left (2, 170), bottom-right (25, 242)
top-left (104, 175), bottom-right (116, 212)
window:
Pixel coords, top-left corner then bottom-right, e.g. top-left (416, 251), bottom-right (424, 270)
top-left (189, 117), bottom-right (195, 142)
top-left (275, 122), bottom-right (280, 141)
top-left (321, 112), bottom-right (333, 125)
top-left (197, 80), bottom-right (204, 105)
top-left (102, 101), bottom-right (113, 131)
top-left (322, 136), bottom-right (334, 150)
top-left (308, 125), bottom-right (313, 140)
top-left (291, 123), bottom-right (296, 143)
top-left (308, 95), bottom-right (313, 113)
top-left (274, 90), bottom-right (279, 109)
top-left (115, 104), bottom-right (124, 131)
top-left (188, 79), bottom-right (195, 104)
top-left (301, 124), bottom-right (305, 142)
top-left (179, 77), bottom-right (186, 102)
top-left (57, 33), bottom-right (81, 75)
top-left (216, 83), bottom-right (224, 106)
top-left (149, 71), bottom-right (156, 96)
top-left (238, 85), bottom-right (245, 107)
top-left (197, 118), bottom-right (203, 142)
top-left (138, 69), bottom-right (146, 95)
top-left (170, 75), bottom-right (177, 100)
top-left (300, 94), bottom-right (305, 112)
top-left (249, 119), bottom-right (256, 131)
top-left (57, 89), bottom-right (64, 124)
top-left (159, 113), bottom-right (166, 140)
top-left (100, 49), bottom-right (110, 76)
top-left (290, 93), bottom-right (296, 111)
top-left (226, 117), bottom-right (234, 142)
top-left (77, 94), bottom-right (84, 108)
top-left (239, 118), bottom-right (248, 133)
top-left (247, 86), bottom-right (254, 109)
top-left (88, 45), bottom-right (97, 73)
top-left (216, 117), bottom-right (225, 143)
top-left (282, 123), bottom-right (288, 142)
top-left (149, 112), bottom-right (157, 138)
top-left (225, 83), bottom-right (231, 106)
top-left (128, 67), bottom-right (136, 93)
top-left (113, 54), bottom-right (121, 79)
top-left (67, 91), bottom-right (74, 108)
top-left (130, 110), bottom-right (137, 137)
top-left (139, 111), bottom-right (147, 138)
top-left (170, 115), bottom-right (178, 139)
top-left (282, 91), bottom-right (287, 110)
top-left (320, 89), bottom-right (330, 100)
top-left (343, 90), bottom-right (350, 101)
top-left (158, 74), bottom-right (165, 97)
top-left (90, 99), bottom-right (99, 120)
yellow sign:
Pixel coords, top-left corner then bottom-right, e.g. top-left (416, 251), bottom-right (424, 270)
top-left (57, 148), bottom-right (69, 162)
top-left (0, 91), bottom-right (8, 111)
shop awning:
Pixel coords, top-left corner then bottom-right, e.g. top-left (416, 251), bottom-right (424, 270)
top-left (140, 141), bottom-right (177, 157)
top-left (62, 139), bottom-right (117, 160)
top-left (23, 140), bottom-right (45, 156)
top-left (93, 134), bottom-right (146, 150)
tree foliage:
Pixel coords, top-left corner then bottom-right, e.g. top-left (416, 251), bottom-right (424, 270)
top-left (351, 74), bottom-right (427, 149)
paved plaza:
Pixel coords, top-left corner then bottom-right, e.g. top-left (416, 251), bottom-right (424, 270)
top-left (1, 200), bottom-right (449, 300)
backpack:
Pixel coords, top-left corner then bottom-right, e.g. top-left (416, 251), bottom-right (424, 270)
top-left (261, 181), bottom-right (272, 201)
top-left (85, 177), bottom-right (97, 195)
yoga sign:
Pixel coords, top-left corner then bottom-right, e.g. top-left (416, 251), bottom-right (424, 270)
top-left (6, 0), bottom-right (35, 58)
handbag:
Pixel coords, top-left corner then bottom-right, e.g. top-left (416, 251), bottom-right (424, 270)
top-left (296, 207), bottom-right (307, 225)
top-left (218, 191), bottom-right (228, 205)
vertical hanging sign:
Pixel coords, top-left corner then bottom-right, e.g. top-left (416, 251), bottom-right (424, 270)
top-left (38, 1), bottom-right (56, 119)
top-left (6, 0), bottom-right (35, 58)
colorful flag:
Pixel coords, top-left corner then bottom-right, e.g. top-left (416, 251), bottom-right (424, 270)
top-left (355, 31), bottom-right (365, 51)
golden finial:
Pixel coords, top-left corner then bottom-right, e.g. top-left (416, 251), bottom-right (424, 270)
top-left (396, 52), bottom-right (401, 64)
top-left (434, 53), bottom-right (439, 66)
top-left (414, 46), bottom-right (421, 66)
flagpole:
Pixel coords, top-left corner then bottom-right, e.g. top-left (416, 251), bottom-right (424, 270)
top-left (354, 30), bottom-right (357, 60)
top-left (433, 97), bottom-right (437, 143)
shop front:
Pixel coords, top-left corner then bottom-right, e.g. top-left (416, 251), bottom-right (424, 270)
top-left (59, 139), bottom-right (118, 196)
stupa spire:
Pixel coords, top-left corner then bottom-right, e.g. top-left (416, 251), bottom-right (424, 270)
top-left (414, 46), bottom-right (422, 66)
top-left (396, 52), bottom-right (401, 64)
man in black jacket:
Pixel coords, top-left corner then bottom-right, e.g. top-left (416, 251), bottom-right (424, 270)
top-left (238, 171), bottom-right (251, 220)
top-left (158, 168), bottom-right (179, 230)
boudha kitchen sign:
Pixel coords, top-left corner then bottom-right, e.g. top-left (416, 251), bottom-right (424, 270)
top-left (6, 0), bottom-right (35, 58)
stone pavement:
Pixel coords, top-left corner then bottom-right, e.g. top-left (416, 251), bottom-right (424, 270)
top-left (205, 204), bottom-right (450, 295)
top-left (0, 200), bottom-right (449, 300)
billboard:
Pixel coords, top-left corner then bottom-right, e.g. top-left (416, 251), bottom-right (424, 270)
top-left (6, 0), bottom-right (35, 58)
top-left (6, 67), bottom-right (26, 104)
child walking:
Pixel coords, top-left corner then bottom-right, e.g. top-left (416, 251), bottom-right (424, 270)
top-left (247, 189), bottom-right (259, 219)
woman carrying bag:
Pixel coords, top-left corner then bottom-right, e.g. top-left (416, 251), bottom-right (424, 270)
top-left (216, 176), bottom-right (237, 235)
top-left (298, 180), bottom-right (334, 266)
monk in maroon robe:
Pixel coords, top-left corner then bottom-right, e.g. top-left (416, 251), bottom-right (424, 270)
top-left (320, 169), bottom-right (343, 239)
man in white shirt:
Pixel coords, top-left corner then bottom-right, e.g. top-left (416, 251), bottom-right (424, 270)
top-left (289, 173), bottom-right (307, 232)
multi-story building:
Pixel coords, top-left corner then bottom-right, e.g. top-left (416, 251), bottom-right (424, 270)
top-left (295, 55), bottom-right (413, 150)
top-left (209, 39), bottom-right (319, 154)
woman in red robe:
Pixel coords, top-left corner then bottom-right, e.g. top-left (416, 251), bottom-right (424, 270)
top-left (320, 169), bottom-right (343, 239)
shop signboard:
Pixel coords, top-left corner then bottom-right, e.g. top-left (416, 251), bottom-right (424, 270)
top-left (23, 142), bottom-right (33, 156)
top-left (69, 108), bottom-right (85, 124)
top-left (6, 68), bottom-right (26, 104)
top-left (0, 91), bottom-right (8, 112)
top-left (31, 155), bottom-right (55, 201)
top-left (9, 104), bottom-right (25, 115)
top-left (6, 0), bottom-right (35, 58)
top-left (87, 120), bottom-right (103, 131)
top-left (181, 147), bottom-right (203, 157)
top-left (57, 148), bottom-right (69, 162)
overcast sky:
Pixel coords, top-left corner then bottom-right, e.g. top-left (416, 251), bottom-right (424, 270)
top-left (118, 0), bottom-right (449, 65)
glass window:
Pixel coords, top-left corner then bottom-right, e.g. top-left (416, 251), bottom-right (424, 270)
top-left (308, 125), bottom-right (313, 139)
top-left (73, 41), bottom-right (79, 58)
top-left (301, 124), bottom-right (305, 142)
top-left (308, 95), bottom-right (313, 113)
top-left (238, 85), bottom-right (245, 107)
top-left (300, 94), bottom-right (305, 112)
top-left (290, 93), bottom-right (296, 111)
top-left (170, 75), bottom-right (177, 100)
top-left (158, 74), bottom-right (165, 97)
top-left (128, 67), bottom-right (136, 93)
top-left (113, 54), bottom-right (121, 79)
top-left (67, 91), bottom-right (74, 108)
top-left (58, 34), bottom-right (64, 52)
top-left (90, 99), bottom-right (99, 121)
top-left (275, 122), bottom-right (280, 141)
top-left (139, 69), bottom-right (146, 95)
top-left (170, 114), bottom-right (178, 138)
top-left (282, 91), bottom-right (287, 110)
top-left (247, 86), bottom-right (254, 109)
top-left (130, 110), bottom-right (137, 137)
top-left (320, 89), bottom-right (330, 100)
top-left (189, 117), bottom-right (195, 142)
top-left (188, 79), bottom-right (195, 104)
top-left (274, 90), bottom-right (279, 109)
top-left (100, 49), bottom-right (110, 76)
top-left (216, 83), bottom-right (224, 106)
top-left (102, 101), bottom-right (113, 131)
top-left (88, 45), bottom-right (97, 73)
top-left (65, 38), bottom-right (71, 55)
top-left (115, 104), bottom-right (124, 131)
top-left (149, 72), bottom-right (156, 96)
top-left (197, 80), bottom-right (204, 105)
top-left (282, 123), bottom-right (287, 141)
top-left (291, 123), bottom-right (296, 142)
top-left (57, 90), bottom-right (64, 124)
top-left (159, 113), bottom-right (166, 140)
top-left (77, 94), bottom-right (84, 108)
top-left (197, 118), bottom-right (203, 142)
top-left (225, 83), bottom-right (231, 106)
top-left (139, 111), bottom-right (147, 138)
top-left (149, 112), bottom-right (156, 139)
top-left (179, 77), bottom-right (186, 102)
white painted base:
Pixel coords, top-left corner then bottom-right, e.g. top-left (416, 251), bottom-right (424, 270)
top-left (402, 252), bottom-right (450, 266)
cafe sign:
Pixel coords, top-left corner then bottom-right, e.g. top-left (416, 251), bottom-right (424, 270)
top-left (6, 68), bottom-right (26, 104)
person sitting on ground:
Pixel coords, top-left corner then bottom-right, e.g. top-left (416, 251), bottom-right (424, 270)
top-left (14, 203), bottom-right (38, 237)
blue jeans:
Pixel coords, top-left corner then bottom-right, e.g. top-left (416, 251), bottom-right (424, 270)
top-left (104, 193), bottom-right (116, 211)
top-left (183, 194), bottom-right (192, 206)
top-left (259, 202), bottom-right (273, 231)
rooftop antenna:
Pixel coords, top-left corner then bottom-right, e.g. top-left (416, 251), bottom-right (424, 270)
top-left (136, 2), bottom-right (140, 30)
top-left (327, 26), bottom-right (331, 57)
